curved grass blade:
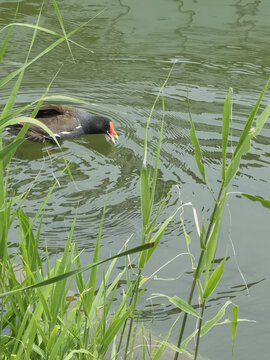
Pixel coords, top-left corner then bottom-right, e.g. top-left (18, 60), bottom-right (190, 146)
top-left (0, 23), bottom-right (64, 38)
top-left (242, 193), bottom-right (270, 209)
top-left (1, 117), bottom-right (60, 147)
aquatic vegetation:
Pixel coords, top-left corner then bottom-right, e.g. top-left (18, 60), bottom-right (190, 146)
top-left (1, 3), bottom-right (270, 360)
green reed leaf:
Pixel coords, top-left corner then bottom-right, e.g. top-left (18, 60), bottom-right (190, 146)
top-left (225, 102), bottom-right (270, 187)
top-left (152, 293), bottom-right (200, 318)
top-left (0, 22), bottom-right (63, 38)
top-left (222, 89), bottom-right (231, 181)
top-left (140, 165), bottom-right (150, 228)
top-left (233, 78), bottom-right (270, 157)
top-left (189, 109), bottom-right (206, 183)
top-left (200, 301), bottom-right (232, 336)
top-left (85, 198), bottom-right (107, 313)
top-left (242, 193), bottom-right (270, 209)
top-left (231, 304), bottom-right (238, 356)
top-left (203, 257), bottom-right (226, 299)
top-left (0, 27), bottom-right (12, 61)
top-left (0, 3), bottom-right (19, 61)
top-left (138, 207), bottom-right (178, 269)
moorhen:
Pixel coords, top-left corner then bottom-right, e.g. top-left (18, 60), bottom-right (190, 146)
top-left (7, 104), bottom-right (118, 143)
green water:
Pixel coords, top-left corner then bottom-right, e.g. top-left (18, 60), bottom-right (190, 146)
top-left (1, 1), bottom-right (270, 359)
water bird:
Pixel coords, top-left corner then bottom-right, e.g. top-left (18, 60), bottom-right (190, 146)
top-left (7, 104), bottom-right (118, 144)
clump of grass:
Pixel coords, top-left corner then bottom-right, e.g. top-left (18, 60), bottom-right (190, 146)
top-left (0, 4), bottom-right (168, 359)
top-left (170, 82), bottom-right (270, 359)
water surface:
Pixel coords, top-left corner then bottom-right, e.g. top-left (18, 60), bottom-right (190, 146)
top-left (1, 1), bottom-right (270, 359)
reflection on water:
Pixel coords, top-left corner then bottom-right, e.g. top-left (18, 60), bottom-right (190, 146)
top-left (12, 133), bottom-right (116, 160)
top-left (1, 1), bottom-right (270, 359)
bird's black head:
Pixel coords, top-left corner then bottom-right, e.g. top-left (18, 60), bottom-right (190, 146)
top-left (78, 110), bottom-right (118, 143)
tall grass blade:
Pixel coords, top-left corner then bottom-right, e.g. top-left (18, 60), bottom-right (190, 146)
top-left (222, 89), bottom-right (231, 181)
top-left (1, 72), bottom-right (24, 123)
top-left (204, 194), bottom-right (226, 282)
top-left (52, 0), bottom-right (74, 59)
top-left (0, 27), bottom-right (12, 61)
top-left (50, 221), bottom-right (75, 328)
top-left (233, 78), bottom-right (270, 157)
top-left (188, 94), bottom-right (209, 189)
top-left (253, 103), bottom-right (270, 136)
top-left (225, 103), bottom-right (270, 186)
top-left (0, 3), bottom-right (19, 61)
top-left (100, 309), bottom-right (132, 358)
top-left (140, 166), bottom-right (150, 228)
top-left (231, 304), bottom-right (238, 357)
top-left (49, 307), bottom-right (77, 358)
top-left (85, 197), bottom-right (107, 313)
top-left (138, 208), bottom-right (178, 269)
top-left (149, 97), bottom-right (165, 212)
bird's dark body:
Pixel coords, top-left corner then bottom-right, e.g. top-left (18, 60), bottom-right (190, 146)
top-left (7, 105), bottom-right (116, 143)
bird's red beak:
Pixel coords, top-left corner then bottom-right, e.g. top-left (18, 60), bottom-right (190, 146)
top-left (107, 121), bottom-right (118, 144)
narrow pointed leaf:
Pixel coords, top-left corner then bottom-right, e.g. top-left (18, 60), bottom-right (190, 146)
top-left (140, 166), bottom-right (150, 227)
top-left (222, 90), bottom-right (231, 180)
top-left (201, 301), bottom-right (232, 336)
top-left (189, 110), bottom-right (207, 183)
top-left (203, 257), bottom-right (226, 299)
top-left (233, 78), bottom-right (270, 157)
top-left (231, 304), bottom-right (238, 355)
top-left (225, 80), bottom-right (270, 187)
top-left (138, 208), bottom-right (178, 269)
top-left (242, 193), bottom-right (270, 209)
top-left (152, 293), bottom-right (200, 318)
